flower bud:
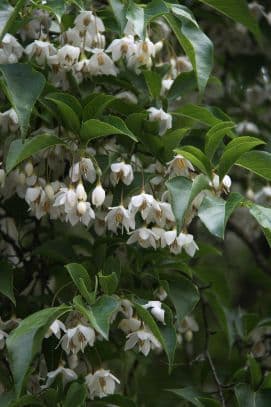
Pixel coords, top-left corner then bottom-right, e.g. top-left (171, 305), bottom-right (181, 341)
top-left (76, 182), bottom-right (87, 201)
top-left (45, 184), bottom-right (55, 201)
top-left (18, 172), bottom-right (26, 186)
top-left (24, 161), bottom-right (34, 177)
top-left (184, 330), bottom-right (193, 342)
top-left (92, 184), bottom-right (105, 207)
top-left (77, 200), bottom-right (87, 216)
top-left (0, 169), bottom-right (6, 187)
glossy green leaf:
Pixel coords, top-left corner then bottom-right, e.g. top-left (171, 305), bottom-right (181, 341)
top-left (166, 176), bottom-right (193, 229)
top-left (64, 382), bottom-right (87, 407)
top-left (82, 93), bottom-right (115, 121)
top-left (167, 276), bottom-right (200, 324)
top-left (205, 121), bottom-right (235, 160)
top-left (249, 204), bottom-right (271, 247)
top-left (65, 263), bottom-right (93, 304)
top-left (0, 64), bottom-right (46, 138)
top-left (175, 104), bottom-right (221, 126)
top-left (143, 70), bottom-right (161, 99)
top-left (237, 151), bottom-right (271, 181)
top-left (98, 271), bottom-right (119, 295)
top-left (167, 387), bottom-right (203, 406)
top-left (7, 305), bottom-right (70, 397)
top-left (46, 93), bottom-right (81, 133)
top-left (235, 384), bottom-right (271, 407)
top-left (198, 0), bottom-right (261, 41)
top-left (81, 116), bottom-right (137, 142)
top-left (218, 136), bottom-right (265, 179)
top-left (0, 261), bottom-right (15, 305)
top-left (109, 0), bottom-right (126, 31)
top-left (165, 6), bottom-right (213, 94)
top-left (5, 134), bottom-right (64, 173)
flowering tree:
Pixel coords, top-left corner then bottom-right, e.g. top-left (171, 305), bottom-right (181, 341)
top-left (0, 0), bottom-right (271, 405)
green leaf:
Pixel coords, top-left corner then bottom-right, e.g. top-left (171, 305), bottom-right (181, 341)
top-left (198, 194), bottom-right (225, 238)
top-left (198, 193), bottom-right (242, 238)
top-left (144, 0), bottom-right (169, 24)
top-left (98, 272), bottom-right (119, 295)
top-left (7, 305), bottom-right (70, 397)
top-left (175, 146), bottom-right (212, 176)
top-left (82, 93), bottom-right (115, 121)
top-left (5, 134), bottom-right (64, 174)
top-left (247, 354), bottom-right (262, 390)
top-left (205, 121), bottom-right (235, 160)
top-left (143, 70), bottom-right (161, 99)
top-left (235, 384), bottom-right (271, 407)
top-left (46, 93), bottom-right (81, 133)
top-left (167, 276), bottom-right (199, 324)
top-left (168, 71), bottom-right (197, 101)
top-left (45, 0), bottom-right (66, 23)
top-left (175, 104), bottom-right (221, 126)
top-left (109, 0), bottom-right (126, 31)
top-left (64, 382), bottom-right (87, 407)
top-left (80, 116), bottom-right (137, 142)
top-left (236, 151), bottom-right (271, 181)
top-left (74, 295), bottom-right (119, 340)
top-left (218, 136), bottom-right (265, 179)
top-left (0, 0), bottom-right (25, 41)
top-left (0, 64), bottom-right (46, 138)
top-left (0, 261), bottom-right (15, 305)
top-left (166, 176), bottom-right (192, 230)
top-left (65, 263), bottom-right (93, 304)
top-left (249, 203), bottom-right (271, 247)
top-left (125, 1), bottom-right (144, 39)
top-left (198, 0), bottom-right (261, 41)
top-left (167, 387), bottom-right (203, 406)
top-left (165, 7), bottom-right (213, 94)
top-left (134, 302), bottom-right (176, 371)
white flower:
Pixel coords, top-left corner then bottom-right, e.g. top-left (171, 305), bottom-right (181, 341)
top-left (129, 192), bottom-right (160, 220)
top-left (80, 158), bottom-right (96, 183)
top-left (76, 182), bottom-right (87, 201)
top-left (146, 201), bottom-right (175, 227)
top-left (61, 324), bottom-right (95, 354)
top-left (177, 316), bottom-right (199, 343)
top-left (171, 56), bottom-right (193, 78)
top-left (74, 11), bottom-right (105, 35)
top-left (25, 40), bottom-right (56, 65)
top-left (177, 232), bottom-right (199, 257)
top-left (119, 318), bottom-right (141, 333)
top-left (25, 186), bottom-right (42, 205)
top-left (155, 287), bottom-right (168, 301)
top-left (45, 319), bottom-right (66, 339)
top-left (236, 120), bottom-right (259, 134)
top-left (61, 28), bottom-right (82, 47)
top-left (67, 201), bottom-right (95, 226)
top-left (87, 49), bottom-right (118, 76)
top-left (112, 299), bottom-right (134, 321)
top-left (0, 330), bottom-right (8, 350)
top-left (58, 45), bottom-right (80, 70)
top-left (92, 184), bottom-right (105, 207)
top-left (128, 39), bottom-right (155, 71)
top-left (0, 109), bottom-right (19, 133)
top-left (54, 186), bottom-right (77, 212)
top-left (167, 154), bottom-right (194, 177)
top-left (127, 227), bottom-right (159, 249)
top-left (161, 78), bottom-right (174, 95)
top-left (0, 34), bottom-right (23, 64)
top-left (85, 369), bottom-right (120, 400)
top-left (211, 174), bottom-right (231, 194)
top-left (110, 162), bottom-right (134, 186)
top-left (143, 301), bottom-right (165, 324)
top-left (124, 327), bottom-right (162, 356)
top-left (255, 186), bottom-right (271, 203)
top-left (106, 205), bottom-right (135, 234)
top-left (148, 107), bottom-right (172, 135)
top-left (160, 229), bottom-right (182, 255)
top-left (45, 366), bottom-right (78, 388)
top-left (107, 36), bottom-right (136, 61)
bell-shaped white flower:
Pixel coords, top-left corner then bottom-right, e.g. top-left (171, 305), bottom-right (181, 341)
top-left (61, 28), bottom-right (82, 47)
top-left (80, 157), bottom-right (96, 183)
top-left (124, 327), bottom-right (162, 356)
top-left (167, 154), bottom-right (194, 177)
top-left (66, 201), bottom-right (95, 226)
top-left (105, 205), bottom-right (135, 234)
top-left (148, 107), bottom-right (172, 135)
top-left (146, 201), bottom-right (175, 227)
top-left (74, 11), bottom-right (105, 35)
top-left (45, 319), bottom-right (66, 339)
top-left (129, 192), bottom-right (160, 220)
top-left (54, 186), bottom-right (77, 213)
top-left (128, 39), bottom-right (155, 71)
top-left (127, 227), bottom-right (159, 249)
top-left (160, 229), bottom-right (182, 254)
top-left (58, 45), bottom-right (80, 70)
top-left (210, 174), bottom-right (231, 194)
top-left (107, 36), bottom-right (136, 61)
top-left (110, 162), bottom-right (134, 186)
top-left (85, 369), bottom-right (120, 400)
top-left (0, 34), bottom-right (23, 64)
top-left (45, 366), bottom-right (78, 388)
top-left (92, 183), bottom-right (105, 207)
top-left (0, 108), bottom-right (19, 133)
top-left (87, 49), bottom-right (118, 76)
top-left (76, 182), bottom-right (87, 201)
top-left (177, 232), bottom-right (199, 257)
top-left (61, 324), bottom-right (95, 354)
top-left (143, 301), bottom-right (165, 324)
top-left (119, 318), bottom-right (141, 333)
top-left (25, 40), bottom-right (56, 65)
top-left (25, 186), bottom-right (42, 205)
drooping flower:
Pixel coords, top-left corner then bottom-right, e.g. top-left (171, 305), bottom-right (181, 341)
top-left (148, 107), bottom-right (172, 135)
top-left (124, 327), bottom-right (162, 356)
top-left (85, 369), bottom-right (120, 399)
top-left (167, 154), bottom-right (194, 177)
top-left (110, 162), bottom-right (134, 186)
top-left (87, 49), bottom-right (118, 76)
top-left (61, 324), bottom-right (95, 354)
top-left (92, 183), bottom-right (106, 207)
top-left (105, 205), bottom-right (135, 234)
top-left (127, 227), bottom-right (159, 249)
top-left (143, 301), bottom-right (165, 324)
top-left (45, 319), bottom-right (66, 339)
top-left (45, 366), bottom-right (78, 388)
top-left (107, 36), bottom-right (136, 61)
top-left (129, 192), bottom-right (160, 220)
